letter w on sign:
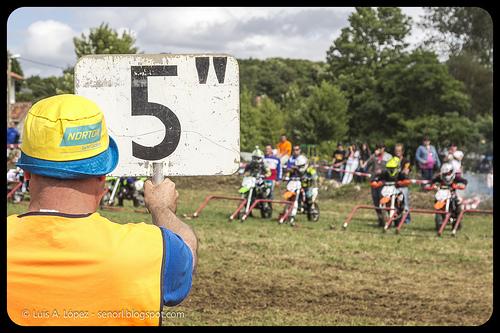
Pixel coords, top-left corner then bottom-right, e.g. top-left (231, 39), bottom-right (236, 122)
top-left (75, 54), bottom-right (240, 177)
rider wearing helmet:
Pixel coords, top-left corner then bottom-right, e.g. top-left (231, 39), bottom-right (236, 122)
top-left (430, 163), bottom-right (468, 230)
top-left (285, 154), bottom-right (319, 211)
top-left (371, 156), bottom-right (410, 182)
top-left (370, 156), bottom-right (412, 226)
top-left (286, 155), bottom-right (313, 178)
top-left (432, 163), bottom-right (468, 187)
top-left (244, 146), bottom-right (271, 178)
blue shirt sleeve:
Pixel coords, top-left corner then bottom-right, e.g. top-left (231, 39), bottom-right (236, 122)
top-left (277, 157), bottom-right (282, 180)
top-left (160, 227), bottom-right (194, 306)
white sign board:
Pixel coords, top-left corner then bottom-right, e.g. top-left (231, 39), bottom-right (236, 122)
top-left (75, 54), bottom-right (240, 176)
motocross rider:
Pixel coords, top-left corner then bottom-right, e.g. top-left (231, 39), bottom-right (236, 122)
top-left (284, 155), bottom-right (319, 213)
top-left (117, 177), bottom-right (138, 207)
top-left (430, 163), bottom-right (468, 191)
top-left (244, 147), bottom-right (272, 179)
top-left (365, 143), bottom-right (393, 226)
top-left (370, 156), bottom-right (412, 226)
top-left (429, 163), bottom-right (468, 229)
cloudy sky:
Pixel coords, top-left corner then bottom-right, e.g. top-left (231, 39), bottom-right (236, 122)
top-left (7, 7), bottom-right (427, 78)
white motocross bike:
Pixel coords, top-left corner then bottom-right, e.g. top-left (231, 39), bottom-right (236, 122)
top-left (279, 176), bottom-right (320, 226)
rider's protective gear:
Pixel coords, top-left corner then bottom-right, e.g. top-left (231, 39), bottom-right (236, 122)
top-left (252, 146), bottom-right (264, 163)
top-left (440, 163), bottom-right (455, 184)
top-left (295, 155), bottom-right (308, 174)
top-left (385, 157), bottom-right (401, 177)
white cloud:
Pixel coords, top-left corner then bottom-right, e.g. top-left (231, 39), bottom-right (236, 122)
top-left (132, 7), bottom-right (349, 60)
top-left (25, 20), bottom-right (75, 61)
top-left (9, 7), bottom-right (429, 77)
top-left (20, 20), bottom-right (76, 76)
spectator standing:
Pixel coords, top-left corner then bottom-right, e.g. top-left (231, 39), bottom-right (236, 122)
top-left (7, 121), bottom-right (20, 145)
top-left (264, 144), bottom-right (282, 197)
top-left (7, 121), bottom-right (21, 158)
top-left (276, 135), bottom-right (292, 175)
top-left (355, 143), bottom-right (371, 183)
top-left (342, 143), bottom-right (360, 185)
top-left (415, 136), bottom-right (441, 181)
top-left (365, 143), bottom-right (392, 226)
top-left (329, 143), bottom-right (347, 181)
top-left (287, 145), bottom-right (302, 171)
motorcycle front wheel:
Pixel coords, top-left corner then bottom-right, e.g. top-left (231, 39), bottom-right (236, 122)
top-left (12, 191), bottom-right (23, 203)
top-left (133, 194), bottom-right (145, 207)
top-left (101, 192), bottom-right (114, 207)
top-left (307, 202), bottom-right (320, 222)
top-left (435, 213), bottom-right (444, 231)
top-left (260, 203), bottom-right (273, 219)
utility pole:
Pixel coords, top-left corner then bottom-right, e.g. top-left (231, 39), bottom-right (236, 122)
top-left (7, 53), bottom-right (20, 126)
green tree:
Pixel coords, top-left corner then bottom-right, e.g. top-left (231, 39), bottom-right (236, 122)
top-left (325, 7), bottom-right (411, 140)
top-left (420, 7), bottom-right (493, 67)
top-left (54, 66), bottom-right (75, 95)
top-left (446, 51), bottom-right (492, 117)
top-left (257, 96), bottom-right (285, 146)
top-left (16, 75), bottom-right (64, 103)
top-left (326, 7), bottom-right (411, 76)
top-left (474, 113), bottom-right (493, 154)
top-left (287, 81), bottom-right (349, 156)
top-left (395, 112), bottom-right (481, 160)
top-left (10, 58), bottom-right (23, 77)
top-left (240, 88), bottom-right (264, 151)
top-left (238, 58), bottom-right (326, 105)
top-left (17, 23), bottom-right (139, 102)
top-left (73, 23), bottom-right (139, 59)
top-left (378, 49), bottom-right (470, 123)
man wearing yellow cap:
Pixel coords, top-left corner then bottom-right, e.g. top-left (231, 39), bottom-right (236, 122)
top-left (7, 94), bottom-right (198, 326)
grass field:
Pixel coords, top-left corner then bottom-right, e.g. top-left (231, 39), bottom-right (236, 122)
top-left (7, 175), bottom-right (493, 326)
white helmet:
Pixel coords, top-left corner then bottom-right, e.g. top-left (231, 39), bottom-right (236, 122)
top-left (252, 146), bottom-right (264, 163)
top-left (440, 163), bottom-right (455, 184)
top-left (453, 150), bottom-right (464, 161)
top-left (295, 155), bottom-right (308, 173)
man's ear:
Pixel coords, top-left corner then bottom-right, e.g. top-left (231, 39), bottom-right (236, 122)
top-left (24, 171), bottom-right (31, 180)
top-left (96, 176), bottom-right (107, 202)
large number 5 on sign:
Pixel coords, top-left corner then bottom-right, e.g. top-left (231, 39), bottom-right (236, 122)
top-left (131, 66), bottom-right (181, 160)
top-left (75, 54), bottom-right (240, 177)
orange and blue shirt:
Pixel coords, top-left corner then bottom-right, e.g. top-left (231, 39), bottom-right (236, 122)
top-left (7, 211), bottom-right (193, 326)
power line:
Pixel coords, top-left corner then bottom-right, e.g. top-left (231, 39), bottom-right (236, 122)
top-left (17, 57), bottom-right (67, 70)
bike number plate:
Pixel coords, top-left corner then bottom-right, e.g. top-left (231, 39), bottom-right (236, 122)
top-left (435, 189), bottom-right (451, 201)
top-left (287, 180), bottom-right (301, 192)
top-left (381, 185), bottom-right (397, 198)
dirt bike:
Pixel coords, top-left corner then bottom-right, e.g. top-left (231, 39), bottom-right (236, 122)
top-left (279, 176), bottom-right (320, 226)
top-left (372, 180), bottom-right (408, 230)
top-left (426, 182), bottom-right (465, 236)
top-left (101, 177), bottom-right (146, 208)
top-left (239, 174), bottom-right (273, 220)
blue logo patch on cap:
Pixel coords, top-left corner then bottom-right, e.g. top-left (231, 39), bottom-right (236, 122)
top-left (60, 122), bottom-right (102, 147)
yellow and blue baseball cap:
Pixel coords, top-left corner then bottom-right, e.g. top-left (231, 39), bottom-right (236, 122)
top-left (17, 94), bottom-right (119, 179)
